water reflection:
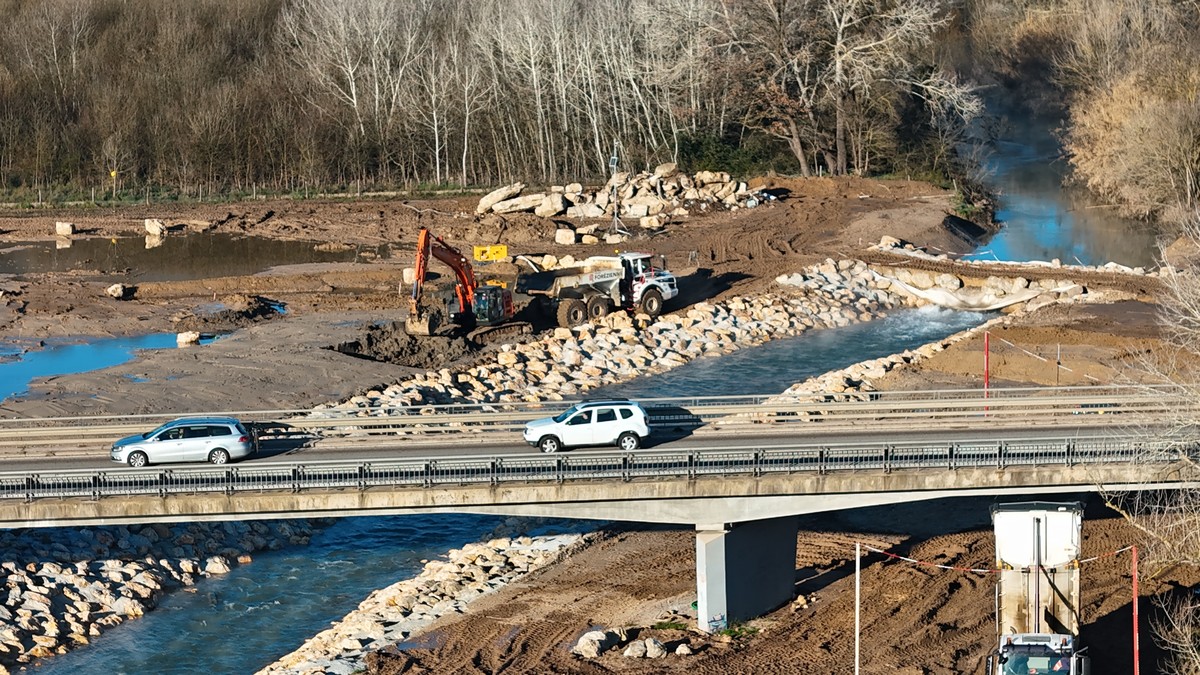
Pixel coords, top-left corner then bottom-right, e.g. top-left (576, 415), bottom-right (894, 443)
top-left (966, 117), bottom-right (1160, 267)
top-left (0, 334), bottom-right (215, 402)
top-left (0, 233), bottom-right (388, 282)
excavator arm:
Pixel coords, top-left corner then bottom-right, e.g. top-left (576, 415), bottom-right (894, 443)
top-left (407, 227), bottom-right (480, 335)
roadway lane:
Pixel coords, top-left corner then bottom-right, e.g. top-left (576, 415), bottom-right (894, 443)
top-left (7, 420), bottom-right (1135, 474)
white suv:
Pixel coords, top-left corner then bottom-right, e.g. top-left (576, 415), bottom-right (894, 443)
top-left (523, 400), bottom-right (649, 453)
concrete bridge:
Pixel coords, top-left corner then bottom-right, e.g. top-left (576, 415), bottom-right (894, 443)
top-left (0, 410), bottom-right (1190, 631)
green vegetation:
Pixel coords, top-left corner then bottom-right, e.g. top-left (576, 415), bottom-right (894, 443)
top-left (719, 621), bottom-right (759, 640)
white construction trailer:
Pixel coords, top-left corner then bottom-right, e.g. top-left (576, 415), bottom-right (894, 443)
top-left (987, 502), bottom-right (1091, 675)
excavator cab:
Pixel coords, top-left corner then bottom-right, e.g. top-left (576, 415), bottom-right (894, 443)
top-left (474, 286), bottom-right (515, 326)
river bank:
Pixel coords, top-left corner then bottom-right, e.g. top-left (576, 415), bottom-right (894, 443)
top-left (254, 250), bottom-right (1169, 674)
top-left (354, 270), bottom-right (1200, 675)
top-left (0, 519), bottom-right (321, 672)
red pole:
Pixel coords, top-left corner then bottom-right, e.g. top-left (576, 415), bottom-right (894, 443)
top-left (1133, 545), bottom-right (1140, 675)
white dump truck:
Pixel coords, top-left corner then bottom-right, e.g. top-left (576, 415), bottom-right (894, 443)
top-left (987, 502), bottom-right (1091, 675)
top-left (516, 252), bottom-right (679, 327)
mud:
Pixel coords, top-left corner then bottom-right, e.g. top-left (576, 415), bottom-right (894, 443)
top-left (173, 294), bottom-right (285, 333)
top-left (331, 322), bottom-right (480, 369)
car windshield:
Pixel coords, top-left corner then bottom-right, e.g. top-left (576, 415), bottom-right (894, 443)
top-left (1003, 646), bottom-right (1068, 674)
top-left (553, 406), bottom-right (580, 423)
top-left (143, 422), bottom-right (175, 439)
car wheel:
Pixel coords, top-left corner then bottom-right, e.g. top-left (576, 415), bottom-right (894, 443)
top-left (539, 436), bottom-right (561, 453)
top-left (639, 288), bottom-right (664, 317)
top-left (557, 299), bottom-right (587, 327)
top-left (209, 448), bottom-right (230, 465)
top-left (586, 296), bottom-right (610, 321)
top-left (617, 432), bottom-right (640, 451)
top-left (127, 451), bottom-right (148, 468)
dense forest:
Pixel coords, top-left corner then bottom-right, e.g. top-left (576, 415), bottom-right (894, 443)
top-left (0, 0), bottom-right (1196, 225)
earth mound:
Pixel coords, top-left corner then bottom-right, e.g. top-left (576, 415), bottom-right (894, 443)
top-left (330, 321), bottom-right (479, 369)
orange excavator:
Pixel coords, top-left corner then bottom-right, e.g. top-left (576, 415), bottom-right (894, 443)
top-left (405, 227), bottom-right (528, 342)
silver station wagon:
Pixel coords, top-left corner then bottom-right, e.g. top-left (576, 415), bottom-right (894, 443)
top-left (111, 417), bottom-right (255, 467)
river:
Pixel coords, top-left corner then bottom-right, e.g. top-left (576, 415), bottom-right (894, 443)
top-left (32, 123), bottom-right (1163, 672)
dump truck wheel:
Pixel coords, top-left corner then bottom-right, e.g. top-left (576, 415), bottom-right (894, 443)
top-left (586, 296), bottom-right (610, 321)
top-left (557, 299), bottom-right (587, 327)
top-left (639, 289), bottom-right (664, 317)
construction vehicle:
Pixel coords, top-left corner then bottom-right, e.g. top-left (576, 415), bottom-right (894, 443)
top-left (986, 502), bottom-right (1091, 675)
top-left (405, 228), bottom-right (529, 343)
top-left (515, 252), bottom-right (679, 327)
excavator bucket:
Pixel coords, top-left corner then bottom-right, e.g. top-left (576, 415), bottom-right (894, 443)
top-left (405, 308), bottom-right (441, 336)
top-left (404, 315), bottom-right (435, 336)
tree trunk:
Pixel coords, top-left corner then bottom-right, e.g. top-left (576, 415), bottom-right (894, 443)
top-left (786, 119), bottom-right (812, 177)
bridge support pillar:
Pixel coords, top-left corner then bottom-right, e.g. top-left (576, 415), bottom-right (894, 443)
top-left (695, 515), bottom-right (798, 633)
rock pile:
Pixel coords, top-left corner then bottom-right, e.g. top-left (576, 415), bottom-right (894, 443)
top-left (569, 627), bottom-right (692, 661)
top-left (257, 532), bottom-right (582, 675)
top-left (0, 520), bottom-right (317, 672)
top-left (308, 259), bottom-right (902, 420)
top-left (475, 164), bottom-right (768, 228)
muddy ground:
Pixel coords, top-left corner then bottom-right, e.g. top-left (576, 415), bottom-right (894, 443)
top-left (0, 176), bottom-right (975, 416)
top-left (0, 176), bottom-right (1189, 673)
top-left (366, 499), bottom-right (1196, 675)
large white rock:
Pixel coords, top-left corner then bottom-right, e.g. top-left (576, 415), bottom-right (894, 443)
top-left (106, 283), bottom-right (129, 300)
top-left (54, 221), bottom-right (75, 236)
top-left (144, 218), bottom-right (167, 236)
top-left (645, 638), bottom-right (667, 658)
top-left (536, 193), bottom-right (567, 218)
top-left (554, 229), bottom-right (576, 246)
top-left (177, 331), bottom-right (202, 346)
top-left (567, 203), bottom-right (606, 219)
top-left (476, 182), bottom-right (525, 214)
top-left (492, 193), bottom-right (545, 214)
top-left (572, 630), bottom-right (618, 658)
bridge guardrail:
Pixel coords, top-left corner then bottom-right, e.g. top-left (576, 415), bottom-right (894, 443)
top-left (0, 433), bottom-right (1183, 503)
top-left (0, 385), bottom-right (1189, 454)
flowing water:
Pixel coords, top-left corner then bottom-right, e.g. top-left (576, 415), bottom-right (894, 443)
top-left (964, 116), bottom-right (1160, 267)
top-left (24, 124), bottom-right (1167, 672)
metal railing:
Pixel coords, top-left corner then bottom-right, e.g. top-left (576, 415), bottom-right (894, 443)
top-left (0, 432), bottom-right (1178, 503)
top-left (0, 385), bottom-right (1189, 454)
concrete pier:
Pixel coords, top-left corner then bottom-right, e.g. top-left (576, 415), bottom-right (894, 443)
top-left (695, 516), bottom-right (799, 632)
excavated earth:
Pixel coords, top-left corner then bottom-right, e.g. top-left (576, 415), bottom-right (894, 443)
top-left (0, 176), bottom-right (1192, 673)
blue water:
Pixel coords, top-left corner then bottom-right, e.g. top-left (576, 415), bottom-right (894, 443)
top-left (16, 124), bottom-right (1167, 673)
top-left (0, 334), bottom-right (216, 402)
top-left (964, 121), bottom-right (1158, 267)
top-left (26, 307), bottom-right (989, 674)
top-left (594, 306), bottom-right (988, 399)
top-left (34, 515), bottom-right (590, 674)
